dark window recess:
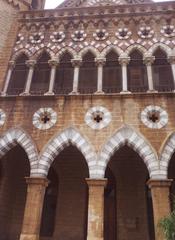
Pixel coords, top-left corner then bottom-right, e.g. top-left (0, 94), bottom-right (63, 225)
top-left (127, 50), bottom-right (148, 92)
top-left (79, 51), bottom-right (97, 94)
top-left (30, 52), bottom-right (50, 95)
top-left (54, 52), bottom-right (73, 94)
top-left (103, 51), bottom-right (122, 93)
top-left (7, 54), bottom-right (28, 95)
top-left (152, 49), bottom-right (174, 92)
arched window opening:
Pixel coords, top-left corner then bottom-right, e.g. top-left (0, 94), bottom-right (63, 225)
top-left (7, 54), bottom-right (28, 95)
top-left (0, 145), bottom-right (30, 240)
top-left (103, 51), bottom-right (122, 93)
top-left (40, 168), bottom-right (58, 237)
top-left (54, 52), bottom-right (73, 95)
top-left (104, 145), bottom-right (155, 240)
top-left (30, 52), bottom-right (50, 95)
top-left (79, 51), bottom-right (97, 94)
top-left (127, 50), bottom-right (148, 92)
top-left (40, 145), bottom-right (89, 240)
top-left (152, 49), bottom-right (174, 92)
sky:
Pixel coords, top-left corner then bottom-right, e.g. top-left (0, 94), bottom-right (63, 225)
top-left (45, 0), bottom-right (172, 9)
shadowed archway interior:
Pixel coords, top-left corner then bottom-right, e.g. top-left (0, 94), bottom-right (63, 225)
top-left (168, 151), bottom-right (175, 209)
top-left (40, 145), bottom-right (89, 240)
top-left (0, 145), bottom-right (30, 240)
top-left (104, 145), bottom-right (155, 240)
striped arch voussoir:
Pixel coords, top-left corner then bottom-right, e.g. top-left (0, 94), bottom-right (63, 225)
top-left (159, 132), bottom-right (175, 179)
top-left (97, 126), bottom-right (158, 179)
top-left (37, 127), bottom-right (97, 177)
top-left (0, 128), bottom-right (38, 175)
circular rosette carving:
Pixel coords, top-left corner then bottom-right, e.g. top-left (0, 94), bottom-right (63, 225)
top-left (71, 30), bottom-right (87, 42)
top-left (29, 32), bottom-right (44, 44)
top-left (33, 108), bottom-right (57, 130)
top-left (141, 105), bottom-right (168, 129)
top-left (85, 106), bottom-right (111, 130)
top-left (0, 109), bottom-right (6, 127)
top-left (115, 28), bottom-right (132, 40)
top-left (93, 29), bottom-right (109, 41)
top-left (138, 26), bottom-right (154, 39)
top-left (50, 31), bottom-right (65, 43)
top-left (161, 25), bottom-right (175, 38)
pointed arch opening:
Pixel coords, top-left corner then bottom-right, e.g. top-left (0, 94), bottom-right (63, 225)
top-left (7, 54), bottom-right (28, 95)
top-left (40, 145), bottom-right (89, 240)
top-left (127, 50), bottom-right (148, 92)
top-left (30, 51), bottom-right (50, 95)
top-left (152, 48), bottom-right (174, 92)
top-left (0, 145), bottom-right (30, 240)
top-left (103, 50), bottom-right (122, 93)
top-left (79, 51), bottom-right (97, 94)
top-left (54, 52), bottom-right (74, 94)
top-left (104, 145), bottom-right (155, 240)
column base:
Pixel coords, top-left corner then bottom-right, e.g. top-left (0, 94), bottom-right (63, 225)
top-left (20, 92), bottom-right (30, 96)
top-left (69, 91), bottom-right (80, 95)
top-left (87, 237), bottom-right (103, 240)
top-left (147, 90), bottom-right (158, 93)
top-left (1, 92), bottom-right (7, 96)
top-left (20, 233), bottom-right (39, 240)
top-left (120, 90), bottom-right (131, 94)
top-left (94, 91), bottom-right (105, 95)
top-left (44, 91), bottom-right (55, 96)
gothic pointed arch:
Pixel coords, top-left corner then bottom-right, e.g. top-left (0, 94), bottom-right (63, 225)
top-left (38, 127), bottom-right (97, 177)
top-left (148, 43), bottom-right (172, 56)
top-left (101, 45), bottom-right (123, 58)
top-left (0, 127), bottom-right (38, 175)
top-left (159, 132), bottom-right (175, 178)
top-left (98, 126), bottom-right (158, 178)
top-left (79, 46), bottom-right (99, 59)
top-left (126, 44), bottom-right (147, 56)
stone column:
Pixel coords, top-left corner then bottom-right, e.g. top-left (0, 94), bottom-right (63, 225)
top-left (45, 59), bottom-right (59, 95)
top-left (95, 57), bottom-right (106, 94)
top-left (70, 58), bottom-right (82, 94)
top-left (1, 60), bottom-right (15, 96)
top-left (86, 178), bottom-right (107, 240)
top-left (168, 55), bottom-right (175, 91)
top-left (20, 177), bottom-right (48, 240)
top-left (21, 60), bottom-right (36, 95)
top-left (147, 179), bottom-right (173, 240)
top-left (143, 56), bottom-right (156, 92)
top-left (119, 56), bottom-right (130, 94)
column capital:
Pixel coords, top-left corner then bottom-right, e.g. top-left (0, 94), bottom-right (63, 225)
top-left (48, 59), bottom-right (59, 67)
top-left (25, 60), bottom-right (36, 68)
top-left (143, 56), bottom-right (155, 66)
top-left (119, 56), bottom-right (130, 66)
top-left (25, 177), bottom-right (49, 187)
top-left (71, 58), bottom-right (82, 67)
top-left (86, 178), bottom-right (107, 187)
top-left (95, 57), bottom-right (106, 66)
top-left (147, 179), bottom-right (173, 188)
top-left (8, 60), bottom-right (15, 68)
top-left (168, 55), bottom-right (175, 64)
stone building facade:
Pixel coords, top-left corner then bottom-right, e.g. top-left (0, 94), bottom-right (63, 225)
top-left (0, 0), bottom-right (175, 240)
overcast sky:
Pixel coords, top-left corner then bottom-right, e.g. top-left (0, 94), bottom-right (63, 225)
top-left (45, 0), bottom-right (172, 9)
